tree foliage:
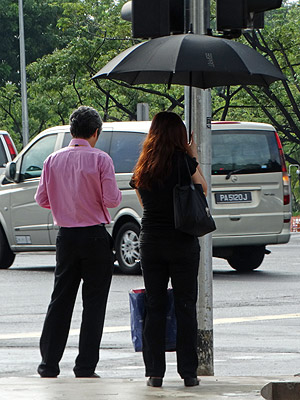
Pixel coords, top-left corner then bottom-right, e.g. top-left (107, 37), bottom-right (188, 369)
top-left (210, 2), bottom-right (300, 210)
top-left (0, 0), bottom-right (70, 86)
top-left (212, 2), bottom-right (300, 166)
top-left (0, 0), bottom-right (185, 144)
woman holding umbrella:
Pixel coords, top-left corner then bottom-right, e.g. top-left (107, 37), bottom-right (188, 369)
top-left (131, 111), bottom-right (207, 387)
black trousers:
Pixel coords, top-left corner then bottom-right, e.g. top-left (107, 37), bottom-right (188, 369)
top-left (140, 229), bottom-right (200, 379)
top-left (38, 225), bottom-right (113, 377)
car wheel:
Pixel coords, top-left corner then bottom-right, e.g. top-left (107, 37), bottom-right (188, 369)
top-left (227, 246), bottom-right (265, 272)
top-left (0, 227), bottom-right (15, 269)
top-left (115, 222), bottom-right (141, 274)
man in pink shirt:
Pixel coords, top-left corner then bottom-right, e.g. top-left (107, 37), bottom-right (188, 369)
top-left (35, 106), bottom-right (122, 378)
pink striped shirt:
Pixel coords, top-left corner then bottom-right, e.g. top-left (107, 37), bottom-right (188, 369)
top-left (35, 138), bottom-right (122, 227)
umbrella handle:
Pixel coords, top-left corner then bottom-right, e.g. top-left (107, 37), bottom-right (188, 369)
top-left (189, 72), bottom-right (192, 142)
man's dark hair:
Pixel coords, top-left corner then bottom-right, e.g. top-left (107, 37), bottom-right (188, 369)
top-left (70, 106), bottom-right (103, 139)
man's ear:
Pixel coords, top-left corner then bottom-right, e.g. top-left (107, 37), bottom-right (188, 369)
top-left (93, 129), bottom-right (98, 138)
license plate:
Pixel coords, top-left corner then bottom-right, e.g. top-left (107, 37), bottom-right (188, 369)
top-left (215, 191), bottom-right (252, 204)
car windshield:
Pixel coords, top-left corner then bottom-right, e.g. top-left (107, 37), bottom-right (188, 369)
top-left (212, 130), bottom-right (282, 175)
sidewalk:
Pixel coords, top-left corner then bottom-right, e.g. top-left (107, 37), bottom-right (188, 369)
top-left (0, 375), bottom-right (298, 400)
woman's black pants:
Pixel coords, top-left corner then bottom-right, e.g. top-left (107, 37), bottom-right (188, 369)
top-left (140, 229), bottom-right (200, 379)
top-left (37, 225), bottom-right (113, 377)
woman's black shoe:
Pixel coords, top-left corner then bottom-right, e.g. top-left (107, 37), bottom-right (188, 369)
top-left (37, 365), bottom-right (58, 378)
top-left (184, 377), bottom-right (200, 387)
top-left (147, 377), bottom-right (163, 387)
top-left (75, 373), bottom-right (100, 378)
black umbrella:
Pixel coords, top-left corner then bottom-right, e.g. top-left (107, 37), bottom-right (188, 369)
top-left (92, 33), bottom-right (285, 138)
top-left (92, 33), bottom-right (285, 89)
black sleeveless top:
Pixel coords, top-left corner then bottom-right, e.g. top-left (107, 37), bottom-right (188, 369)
top-left (131, 151), bottom-right (198, 231)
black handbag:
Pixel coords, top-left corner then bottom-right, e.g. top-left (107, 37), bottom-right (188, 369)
top-left (173, 154), bottom-right (216, 237)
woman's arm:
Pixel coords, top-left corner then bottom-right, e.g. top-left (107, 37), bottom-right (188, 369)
top-left (191, 168), bottom-right (207, 195)
top-left (187, 133), bottom-right (208, 196)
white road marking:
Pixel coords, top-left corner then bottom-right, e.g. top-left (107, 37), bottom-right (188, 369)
top-left (213, 313), bottom-right (300, 325)
top-left (0, 314), bottom-right (299, 340)
top-left (0, 326), bottom-right (131, 340)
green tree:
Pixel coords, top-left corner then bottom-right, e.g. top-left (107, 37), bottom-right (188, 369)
top-left (211, 2), bottom-right (300, 212)
top-left (22, 0), bottom-right (185, 142)
top-left (0, 83), bottom-right (22, 149)
top-left (212, 2), bottom-right (300, 167)
top-left (0, 0), bottom-right (70, 86)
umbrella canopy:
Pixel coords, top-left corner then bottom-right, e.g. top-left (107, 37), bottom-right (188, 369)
top-left (92, 33), bottom-right (285, 89)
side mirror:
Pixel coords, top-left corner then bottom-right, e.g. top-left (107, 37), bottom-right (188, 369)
top-left (288, 164), bottom-right (300, 183)
top-left (5, 161), bottom-right (17, 182)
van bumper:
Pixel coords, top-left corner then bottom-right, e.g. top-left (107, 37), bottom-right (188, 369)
top-left (212, 231), bottom-right (291, 247)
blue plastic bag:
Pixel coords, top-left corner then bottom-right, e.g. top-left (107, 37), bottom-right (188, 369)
top-left (129, 288), bottom-right (177, 352)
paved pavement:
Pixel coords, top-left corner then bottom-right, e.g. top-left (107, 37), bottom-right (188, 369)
top-left (0, 375), bottom-right (299, 400)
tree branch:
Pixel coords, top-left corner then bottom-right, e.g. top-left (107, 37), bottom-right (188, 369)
top-left (93, 80), bottom-right (136, 120)
top-left (276, 39), bottom-right (300, 94)
top-left (72, 75), bottom-right (83, 105)
top-left (244, 30), bottom-right (300, 125)
top-left (109, 79), bottom-right (185, 110)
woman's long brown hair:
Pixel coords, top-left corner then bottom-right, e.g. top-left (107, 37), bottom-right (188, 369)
top-left (133, 112), bottom-right (189, 190)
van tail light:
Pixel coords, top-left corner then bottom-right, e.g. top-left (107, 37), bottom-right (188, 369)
top-left (275, 131), bottom-right (290, 206)
top-left (4, 135), bottom-right (17, 159)
top-left (282, 172), bottom-right (290, 205)
top-left (275, 131), bottom-right (287, 172)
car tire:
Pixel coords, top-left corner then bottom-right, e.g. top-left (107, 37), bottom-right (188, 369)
top-left (115, 222), bottom-right (141, 275)
top-left (227, 246), bottom-right (265, 272)
top-left (0, 227), bottom-right (15, 269)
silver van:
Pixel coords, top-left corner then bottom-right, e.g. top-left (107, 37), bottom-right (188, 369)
top-left (1, 121), bottom-right (291, 274)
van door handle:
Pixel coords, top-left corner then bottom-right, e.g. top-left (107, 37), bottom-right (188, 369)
top-left (229, 215), bottom-right (241, 221)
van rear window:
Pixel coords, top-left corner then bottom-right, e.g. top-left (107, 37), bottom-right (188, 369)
top-left (212, 130), bottom-right (282, 175)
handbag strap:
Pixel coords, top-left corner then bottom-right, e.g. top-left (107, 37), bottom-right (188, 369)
top-left (177, 153), bottom-right (194, 188)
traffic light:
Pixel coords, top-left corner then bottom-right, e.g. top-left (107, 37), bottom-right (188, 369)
top-left (216, 0), bottom-right (282, 37)
top-left (132, 0), bottom-right (170, 38)
top-left (121, 0), bottom-right (186, 39)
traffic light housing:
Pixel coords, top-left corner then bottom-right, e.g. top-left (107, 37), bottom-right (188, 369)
top-left (132, 0), bottom-right (170, 38)
top-left (121, 0), bottom-right (186, 39)
top-left (216, 0), bottom-right (282, 36)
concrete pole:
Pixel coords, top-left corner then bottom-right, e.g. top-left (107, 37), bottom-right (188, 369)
top-left (18, 0), bottom-right (29, 147)
top-left (189, 0), bottom-right (214, 376)
top-left (137, 103), bottom-right (149, 121)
